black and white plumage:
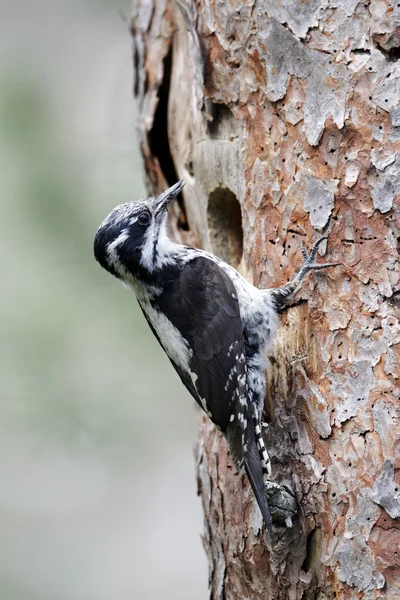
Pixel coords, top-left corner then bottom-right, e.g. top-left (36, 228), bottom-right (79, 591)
top-left (94, 180), bottom-right (339, 534)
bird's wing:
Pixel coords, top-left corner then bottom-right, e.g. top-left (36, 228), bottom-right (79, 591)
top-left (155, 256), bottom-right (248, 433)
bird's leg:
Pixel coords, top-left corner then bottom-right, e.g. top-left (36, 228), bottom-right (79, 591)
top-left (272, 237), bottom-right (340, 312)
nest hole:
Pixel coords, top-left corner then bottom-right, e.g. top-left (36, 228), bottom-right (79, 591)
top-left (207, 187), bottom-right (243, 268)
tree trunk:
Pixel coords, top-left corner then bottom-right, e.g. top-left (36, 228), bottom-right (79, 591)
top-left (131, 1), bottom-right (400, 598)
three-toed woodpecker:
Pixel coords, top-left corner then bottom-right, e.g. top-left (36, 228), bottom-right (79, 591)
top-left (94, 180), bottom-right (339, 533)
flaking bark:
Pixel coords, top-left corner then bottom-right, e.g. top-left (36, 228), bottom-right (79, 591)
top-left (131, 1), bottom-right (400, 598)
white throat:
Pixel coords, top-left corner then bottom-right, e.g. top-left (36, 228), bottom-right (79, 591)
top-left (140, 218), bottom-right (180, 272)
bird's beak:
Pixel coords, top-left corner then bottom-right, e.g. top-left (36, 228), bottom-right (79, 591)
top-left (154, 180), bottom-right (185, 214)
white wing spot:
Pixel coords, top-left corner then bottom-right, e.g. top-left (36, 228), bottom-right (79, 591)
top-left (237, 374), bottom-right (246, 386)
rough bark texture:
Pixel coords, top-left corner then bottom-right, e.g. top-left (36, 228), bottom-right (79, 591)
top-left (131, 1), bottom-right (400, 598)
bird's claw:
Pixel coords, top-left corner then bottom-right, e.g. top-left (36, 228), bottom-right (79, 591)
top-left (301, 237), bottom-right (328, 263)
top-left (300, 238), bottom-right (341, 276)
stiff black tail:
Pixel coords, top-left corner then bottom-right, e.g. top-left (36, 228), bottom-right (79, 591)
top-left (244, 434), bottom-right (272, 535)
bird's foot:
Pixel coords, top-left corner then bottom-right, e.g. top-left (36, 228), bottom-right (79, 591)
top-left (297, 237), bottom-right (341, 282)
top-left (273, 237), bottom-right (341, 313)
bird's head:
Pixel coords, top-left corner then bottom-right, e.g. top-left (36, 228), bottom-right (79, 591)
top-left (94, 180), bottom-right (185, 280)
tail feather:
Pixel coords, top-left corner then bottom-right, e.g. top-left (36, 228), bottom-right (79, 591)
top-left (226, 413), bottom-right (272, 534)
top-left (244, 435), bottom-right (272, 535)
top-left (253, 417), bottom-right (272, 478)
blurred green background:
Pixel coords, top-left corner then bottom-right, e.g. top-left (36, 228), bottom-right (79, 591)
top-left (0, 1), bottom-right (206, 598)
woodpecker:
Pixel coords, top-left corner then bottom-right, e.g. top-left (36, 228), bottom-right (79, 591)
top-left (94, 180), bottom-right (339, 533)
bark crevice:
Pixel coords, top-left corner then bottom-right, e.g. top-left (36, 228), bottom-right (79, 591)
top-left (147, 43), bottom-right (189, 230)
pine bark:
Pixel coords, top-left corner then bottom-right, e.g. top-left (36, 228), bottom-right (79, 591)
top-left (131, 1), bottom-right (400, 598)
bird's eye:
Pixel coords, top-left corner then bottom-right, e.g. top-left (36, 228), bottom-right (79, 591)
top-left (138, 211), bottom-right (151, 226)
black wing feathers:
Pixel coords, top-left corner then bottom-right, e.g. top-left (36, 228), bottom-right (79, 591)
top-left (155, 256), bottom-right (246, 432)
